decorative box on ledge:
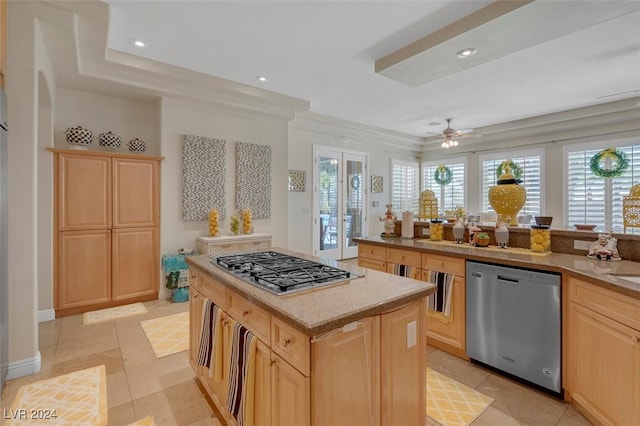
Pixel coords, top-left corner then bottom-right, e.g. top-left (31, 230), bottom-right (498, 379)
top-left (196, 233), bottom-right (272, 255)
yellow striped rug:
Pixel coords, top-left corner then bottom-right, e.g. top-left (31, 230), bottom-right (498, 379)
top-left (140, 311), bottom-right (189, 358)
top-left (5, 365), bottom-right (107, 425)
top-left (427, 368), bottom-right (493, 426)
top-left (126, 415), bottom-right (156, 426)
top-left (83, 302), bottom-right (148, 325)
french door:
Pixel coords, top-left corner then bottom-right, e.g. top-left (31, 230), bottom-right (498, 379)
top-left (313, 146), bottom-right (367, 260)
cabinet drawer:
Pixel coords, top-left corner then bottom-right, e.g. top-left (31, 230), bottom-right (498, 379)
top-left (241, 239), bottom-right (271, 251)
top-left (358, 258), bottom-right (386, 272)
top-left (272, 317), bottom-right (310, 376)
top-left (226, 289), bottom-right (271, 343)
top-left (387, 248), bottom-right (421, 268)
top-left (200, 273), bottom-right (227, 310)
top-left (570, 277), bottom-right (640, 331)
top-left (358, 244), bottom-right (386, 261)
top-left (189, 268), bottom-right (200, 290)
top-left (422, 253), bottom-right (465, 277)
top-left (207, 242), bottom-right (243, 254)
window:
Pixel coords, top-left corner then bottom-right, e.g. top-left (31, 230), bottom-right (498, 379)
top-left (422, 159), bottom-right (466, 215)
top-left (480, 149), bottom-right (543, 217)
top-left (391, 158), bottom-right (419, 214)
top-left (565, 142), bottom-right (640, 232)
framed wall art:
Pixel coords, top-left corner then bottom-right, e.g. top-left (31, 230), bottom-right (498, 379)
top-left (371, 175), bottom-right (383, 193)
top-left (288, 170), bottom-right (305, 192)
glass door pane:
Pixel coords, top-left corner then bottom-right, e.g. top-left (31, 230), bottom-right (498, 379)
top-left (343, 154), bottom-right (365, 259)
top-left (317, 152), bottom-right (341, 259)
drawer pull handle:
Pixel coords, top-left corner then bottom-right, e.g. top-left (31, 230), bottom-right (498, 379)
top-left (242, 309), bottom-right (250, 316)
top-left (282, 338), bottom-right (291, 347)
top-left (270, 360), bottom-right (276, 366)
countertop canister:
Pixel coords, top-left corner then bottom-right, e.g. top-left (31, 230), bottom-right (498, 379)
top-left (401, 211), bottom-right (414, 238)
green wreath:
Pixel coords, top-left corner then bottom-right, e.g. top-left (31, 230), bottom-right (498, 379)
top-left (589, 148), bottom-right (629, 178)
top-left (496, 160), bottom-right (523, 180)
top-left (434, 165), bottom-right (453, 186)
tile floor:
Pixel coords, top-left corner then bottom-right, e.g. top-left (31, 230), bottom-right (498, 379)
top-left (1, 298), bottom-right (592, 426)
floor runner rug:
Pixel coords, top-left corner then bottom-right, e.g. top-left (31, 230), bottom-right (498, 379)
top-left (427, 367), bottom-right (494, 426)
top-left (4, 365), bottom-right (107, 426)
top-left (83, 302), bottom-right (148, 325)
top-left (140, 311), bottom-right (189, 358)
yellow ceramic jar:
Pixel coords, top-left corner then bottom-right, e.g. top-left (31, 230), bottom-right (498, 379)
top-left (488, 167), bottom-right (526, 226)
top-left (530, 226), bottom-right (551, 253)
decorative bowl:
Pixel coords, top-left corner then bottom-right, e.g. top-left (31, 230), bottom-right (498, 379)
top-left (574, 224), bottom-right (597, 231)
top-left (65, 126), bottom-right (93, 149)
top-left (473, 232), bottom-right (491, 247)
top-left (534, 216), bottom-right (553, 226)
top-left (127, 138), bottom-right (146, 152)
top-left (98, 131), bottom-right (121, 150)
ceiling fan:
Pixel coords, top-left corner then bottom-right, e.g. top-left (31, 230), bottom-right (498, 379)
top-left (429, 118), bottom-right (479, 148)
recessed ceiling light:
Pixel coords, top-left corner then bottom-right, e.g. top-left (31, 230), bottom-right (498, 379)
top-left (133, 40), bottom-right (146, 48)
top-left (456, 48), bottom-right (477, 59)
top-left (256, 76), bottom-right (270, 82)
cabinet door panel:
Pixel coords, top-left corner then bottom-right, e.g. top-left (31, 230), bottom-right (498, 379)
top-left (570, 303), bottom-right (640, 425)
top-left (253, 340), bottom-right (272, 426)
top-left (424, 272), bottom-right (466, 354)
top-left (189, 290), bottom-right (203, 370)
top-left (112, 228), bottom-right (158, 300)
top-left (380, 300), bottom-right (426, 426)
top-left (58, 154), bottom-right (111, 230)
top-left (272, 353), bottom-right (310, 426)
top-left (57, 230), bottom-right (111, 308)
top-left (112, 158), bottom-right (159, 228)
top-left (312, 316), bottom-right (380, 426)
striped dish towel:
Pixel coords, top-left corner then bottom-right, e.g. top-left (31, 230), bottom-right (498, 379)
top-left (197, 299), bottom-right (224, 380)
top-left (390, 263), bottom-right (420, 280)
top-left (426, 270), bottom-right (454, 322)
top-left (227, 320), bottom-right (258, 426)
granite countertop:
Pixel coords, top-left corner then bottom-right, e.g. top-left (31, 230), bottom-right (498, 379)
top-left (355, 236), bottom-right (640, 299)
top-left (186, 248), bottom-right (435, 336)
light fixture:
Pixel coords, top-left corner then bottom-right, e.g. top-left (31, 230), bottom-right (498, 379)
top-left (456, 48), bottom-right (477, 59)
top-left (133, 40), bottom-right (146, 48)
top-left (441, 139), bottom-right (458, 148)
top-left (256, 76), bottom-right (270, 82)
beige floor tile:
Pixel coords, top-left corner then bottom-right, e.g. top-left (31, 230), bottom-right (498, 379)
top-left (55, 322), bottom-right (120, 363)
top-left (38, 317), bottom-right (62, 348)
top-left (475, 374), bottom-right (568, 425)
top-left (427, 348), bottom-right (491, 389)
top-left (107, 370), bottom-right (132, 408)
top-left (50, 347), bottom-right (124, 377)
top-left (108, 401), bottom-right (137, 426)
top-left (471, 406), bottom-right (527, 425)
top-left (126, 351), bottom-right (194, 400)
top-left (157, 300), bottom-right (189, 315)
top-left (557, 404), bottom-right (593, 426)
top-left (186, 416), bottom-right (223, 426)
top-left (131, 381), bottom-right (212, 426)
top-left (426, 344), bottom-right (437, 355)
top-left (120, 340), bottom-right (157, 371)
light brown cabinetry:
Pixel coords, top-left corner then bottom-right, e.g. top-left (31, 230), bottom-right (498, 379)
top-left (189, 264), bottom-right (426, 426)
top-left (52, 149), bottom-right (162, 316)
top-left (566, 277), bottom-right (640, 425)
top-left (422, 253), bottom-right (467, 359)
top-left (357, 243), bottom-right (387, 272)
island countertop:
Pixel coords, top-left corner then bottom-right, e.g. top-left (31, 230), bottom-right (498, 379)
top-left (186, 248), bottom-right (436, 335)
top-left (355, 236), bottom-right (640, 299)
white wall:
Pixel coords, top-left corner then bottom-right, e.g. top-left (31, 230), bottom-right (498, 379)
top-left (288, 116), bottom-right (419, 255)
top-left (54, 88), bottom-right (160, 154)
top-left (159, 97), bottom-right (289, 257)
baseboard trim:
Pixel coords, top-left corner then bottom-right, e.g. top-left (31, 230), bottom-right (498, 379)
top-left (6, 351), bottom-right (41, 380)
top-left (38, 309), bottom-right (55, 323)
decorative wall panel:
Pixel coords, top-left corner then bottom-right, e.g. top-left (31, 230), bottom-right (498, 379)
top-left (182, 135), bottom-right (226, 221)
top-left (236, 142), bottom-right (271, 218)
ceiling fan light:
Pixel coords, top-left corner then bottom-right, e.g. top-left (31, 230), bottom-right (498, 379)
top-left (452, 140), bottom-right (458, 146)
top-left (442, 141), bottom-right (448, 148)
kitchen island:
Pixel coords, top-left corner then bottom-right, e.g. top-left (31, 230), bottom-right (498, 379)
top-left (356, 236), bottom-right (640, 425)
top-left (186, 249), bottom-right (435, 426)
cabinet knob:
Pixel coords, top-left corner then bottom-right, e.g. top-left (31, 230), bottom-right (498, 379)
top-left (282, 338), bottom-right (291, 347)
top-left (633, 336), bottom-right (640, 344)
top-left (242, 309), bottom-right (250, 316)
top-left (222, 319), bottom-right (229, 326)
top-left (270, 360), bottom-right (276, 367)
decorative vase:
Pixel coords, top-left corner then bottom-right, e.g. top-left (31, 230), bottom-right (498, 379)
top-left (488, 165), bottom-right (526, 226)
top-left (127, 138), bottom-right (146, 153)
top-left (208, 208), bottom-right (219, 237)
top-left (98, 131), bottom-right (122, 150)
top-left (453, 219), bottom-right (465, 244)
top-left (241, 208), bottom-right (252, 234)
top-left (65, 126), bottom-right (93, 149)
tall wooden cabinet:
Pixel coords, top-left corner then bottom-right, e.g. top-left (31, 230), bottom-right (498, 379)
top-left (51, 149), bottom-right (162, 316)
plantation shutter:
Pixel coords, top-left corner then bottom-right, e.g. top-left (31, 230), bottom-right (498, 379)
top-left (391, 159), bottom-right (419, 214)
top-left (422, 161), bottom-right (466, 214)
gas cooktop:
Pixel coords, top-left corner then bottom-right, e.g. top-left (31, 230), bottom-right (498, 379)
top-left (210, 251), bottom-right (361, 295)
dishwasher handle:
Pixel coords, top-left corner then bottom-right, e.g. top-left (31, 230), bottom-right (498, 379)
top-left (497, 275), bottom-right (520, 284)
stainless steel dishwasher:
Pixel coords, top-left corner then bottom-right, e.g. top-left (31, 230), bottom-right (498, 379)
top-left (466, 261), bottom-right (562, 395)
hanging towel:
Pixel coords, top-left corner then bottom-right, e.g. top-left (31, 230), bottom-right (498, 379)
top-left (196, 298), bottom-right (224, 380)
top-left (227, 320), bottom-right (258, 426)
top-left (390, 263), bottom-right (420, 280)
top-left (426, 270), bottom-right (454, 323)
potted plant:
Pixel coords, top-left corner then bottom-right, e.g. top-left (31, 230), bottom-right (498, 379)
top-left (473, 232), bottom-right (491, 247)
